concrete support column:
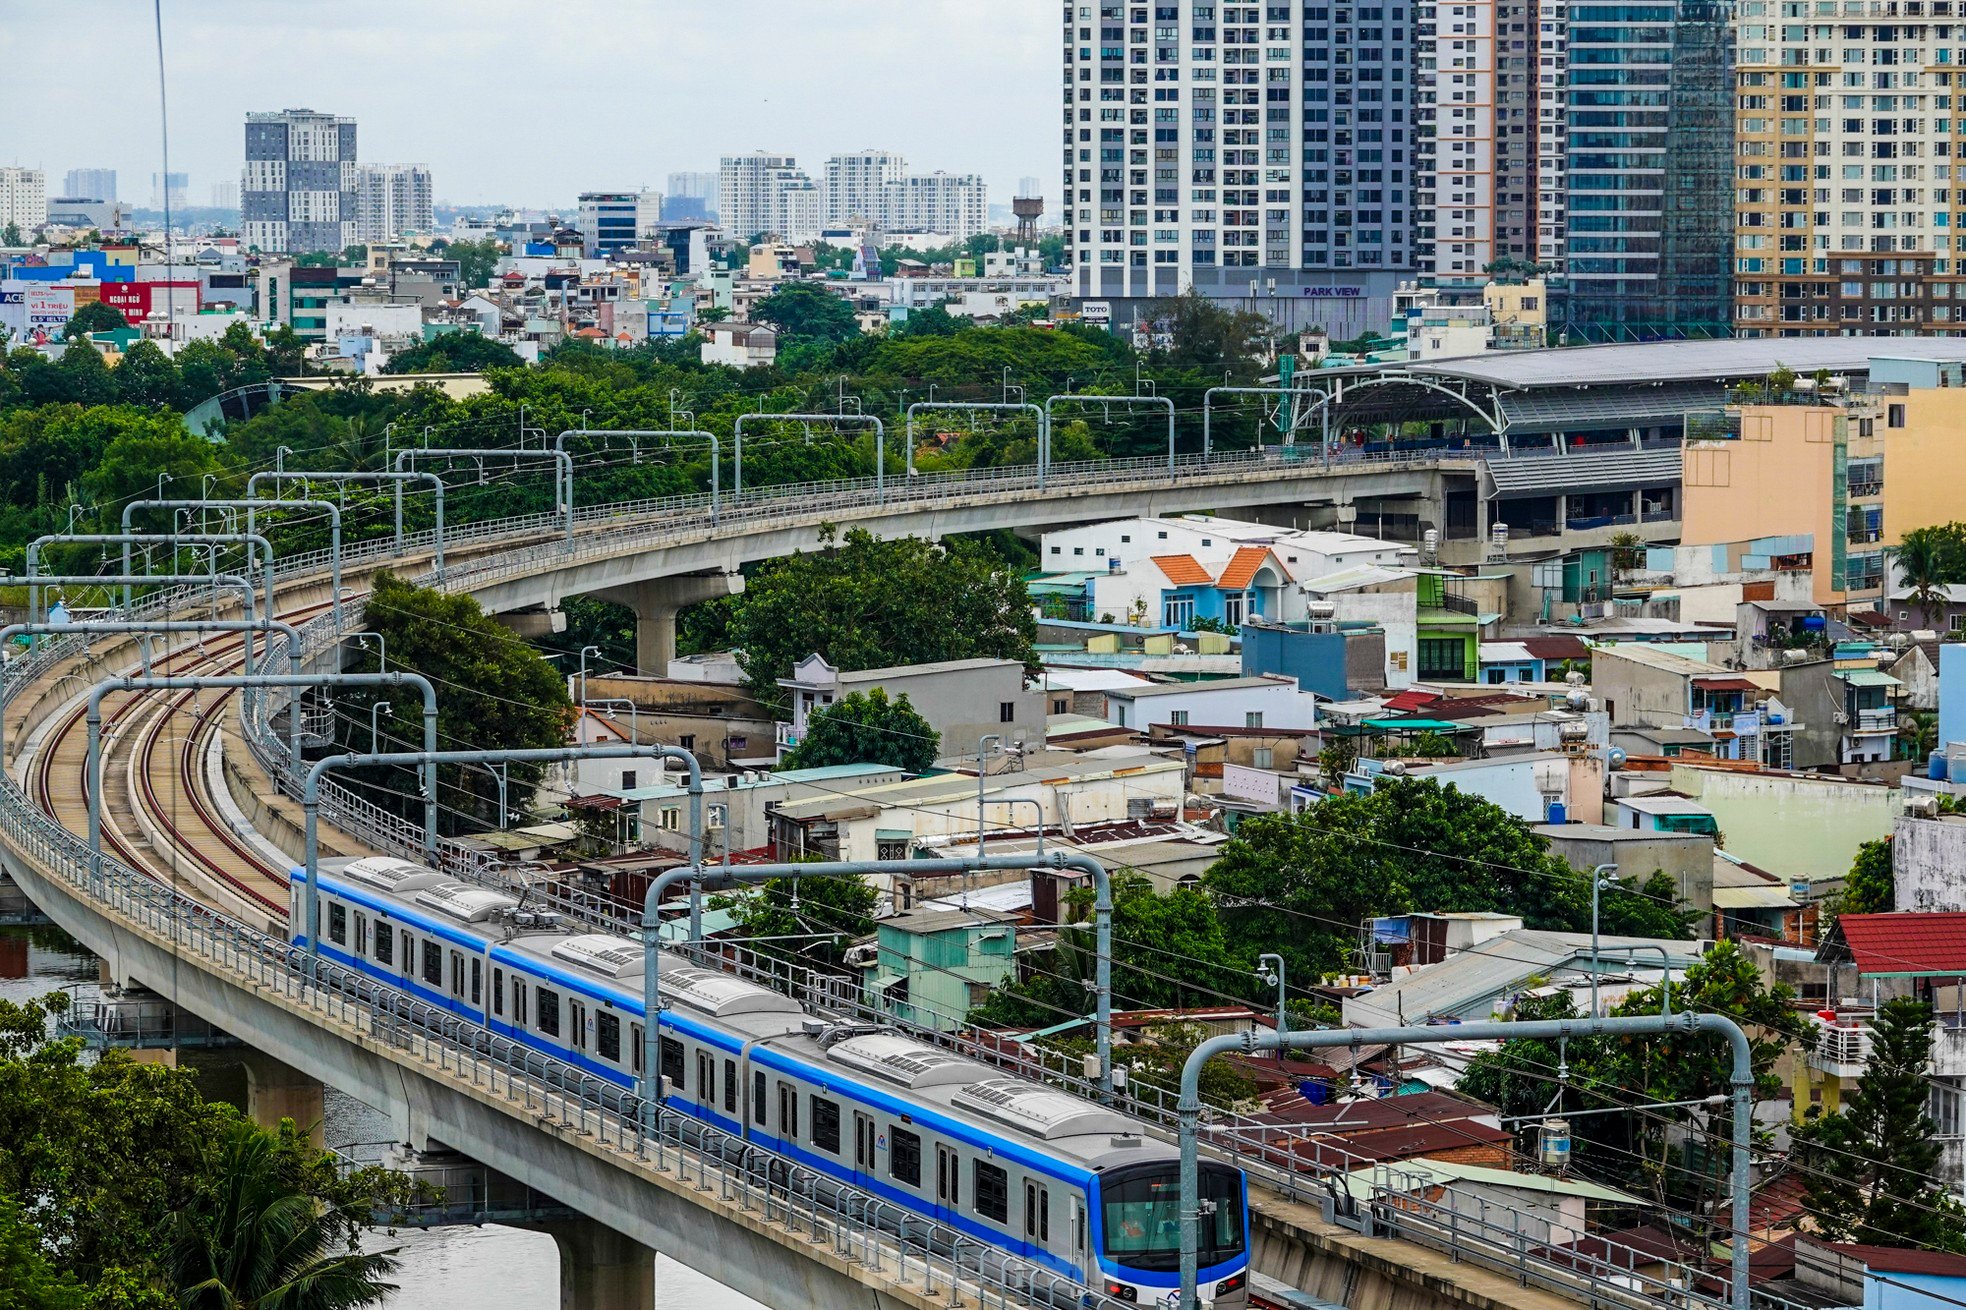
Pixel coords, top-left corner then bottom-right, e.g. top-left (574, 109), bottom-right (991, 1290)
top-left (239, 1050), bottom-right (326, 1146)
top-left (538, 1218), bottom-right (656, 1310)
top-left (594, 573), bottom-right (744, 677)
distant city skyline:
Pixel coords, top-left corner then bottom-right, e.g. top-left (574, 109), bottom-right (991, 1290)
top-left (0, 1), bottom-right (1055, 213)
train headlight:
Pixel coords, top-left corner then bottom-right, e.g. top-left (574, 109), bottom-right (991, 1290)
top-left (1216, 1273), bottom-right (1246, 1295)
top-left (1104, 1279), bottom-right (1139, 1302)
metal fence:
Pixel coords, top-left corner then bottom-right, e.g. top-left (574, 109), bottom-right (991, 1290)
top-left (1, 442), bottom-right (1764, 1310)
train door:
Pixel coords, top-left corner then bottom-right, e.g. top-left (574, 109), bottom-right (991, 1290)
top-left (852, 1113), bottom-right (876, 1190)
top-left (568, 999), bottom-right (589, 1055)
top-left (935, 1144), bottom-right (959, 1222)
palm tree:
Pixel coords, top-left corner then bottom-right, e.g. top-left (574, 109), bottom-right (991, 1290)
top-left (1900, 709), bottom-right (1939, 763)
top-left (1889, 526), bottom-right (1957, 629)
top-left (168, 1122), bottom-right (397, 1310)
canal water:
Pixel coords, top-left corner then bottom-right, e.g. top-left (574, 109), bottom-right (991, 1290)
top-left (0, 925), bottom-right (759, 1310)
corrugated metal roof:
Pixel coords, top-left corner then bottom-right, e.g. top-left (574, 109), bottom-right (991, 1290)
top-left (1416, 336), bottom-right (1966, 389)
top-left (1839, 669), bottom-right (1901, 688)
top-left (1483, 447), bottom-right (1683, 497)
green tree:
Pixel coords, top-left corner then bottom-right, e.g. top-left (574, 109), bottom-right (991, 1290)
top-left (167, 1119), bottom-right (398, 1310)
top-left (1839, 837), bottom-right (1895, 918)
top-left (727, 526), bottom-right (1036, 700)
top-left (1889, 524), bottom-right (1966, 628)
top-left (62, 301), bottom-right (132, 340)
top-left (381, 333), bottom-right (522, 375)
top-left (1204, 777), bottom-right (1691, 980)
top-left (1797, 997), bottom-right (1966, 1250)
top-left (444, 237), bottom-right (503, 290)
top-left (753, 282), bottom-right (860, 345)
top-left (114, 338), bottom-right (183, 409)
top-left (782, 687), bottom-right (940, 774)
top-left (1, 223), bottom-right (21, 247)
top-left (1140, 289), bottom-right (1276, 381)
top-left (49, 338), bottom-right (120, 407)
top-left (79, 416), bottom-right (220, 512)
top-left (1901, 708), bottom-right (1940, 762)
top-left (0, 993), bottom-right (400, 1304)
top-left (341, 571), bottom-right (574, 833)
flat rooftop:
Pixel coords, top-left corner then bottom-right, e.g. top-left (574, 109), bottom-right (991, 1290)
top-left (1408, 336), bottom-right (1966, 389)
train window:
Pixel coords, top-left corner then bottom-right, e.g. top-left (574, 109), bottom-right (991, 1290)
top-left (569, 1000), bottom-right (588, 1050)
top-left (513, 979), bottom-right (529, 1027)
top-left (660, 1037), bottom-right (685, 1090)
top-left (597, 1012), bottom-right (621, 1062)
top-left (1073, 1198), bottom-right (1085, 1252)
top-left (976, 1161), bottom-right (1009, 1223)
top-left (491, 967), bottom-right (504, 1016)
top-left (421, 940), bottom-right (442, 986)
top-left (631, 1024), bottom-right (644, 1074)
top-left (374, 926), bottom-right (393, 966)
top-left (890, 1127), bottom-right (922, 1187)
top-left (536, 986), bottom-right (560, 1037)
top-left (1039, 1187), bottom-right (1051, 1241)
top-left (449, 952), bottom-right (464, 998)
top-left (398, 930), bottom-right (411, 970)
top-left (935, 1146), bottom-right (959, 1206)
top-left (854, 1113), bottom-right (874, 1170)
top-left (697, 1052), bottom-right (712, 1102)
top-left (751, 1071), bottom-right (766, 1124)
top-left (811, 1096), bottom-right (841, 1153)
top-left (354, 913), bottom-right (368, 956)
top-left (774, 1083), bottom-right (790, 1133)
top-left (470, 958), bottom-right (481, 1006)
top-left (724, 1060), bottom-right (737, 1113)
top-left (328, 903), bottom-right (346, 945)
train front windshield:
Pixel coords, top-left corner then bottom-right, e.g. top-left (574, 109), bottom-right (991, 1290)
top-left (1101, 1162), bottom-right (1245, 1272)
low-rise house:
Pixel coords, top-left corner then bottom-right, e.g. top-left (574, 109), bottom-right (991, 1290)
top-left (1591, 644), bottom-right (1794, 765)
top-left (1343, 927), bottom-right (1706, 1026)
top-left (1790, 1239), bottom-right (1966, 1310)
top-left (698, 320), bottom-right (777, 368)
top-left (1103, 674), bottom-right (1315, 732)
top-left (1300, 566), bottom-right (1481, 689)
top-left (1337, 752), bottom-right (1579, 826)
top-left (864, 908), bottom-right (1018, 1032)
top-left (1241, 617), bottom-right (1389, 700)
top-left (776, 654), bottom-right (1047, 760)
top-left (1613, 792), bottom-right (1720, 838)
top-left (1670, 761), bottom-right (1895, 892)
top-left (767, 748), bottom-right (1187, 869)
top-left (1533, 820), bottom-right (1717, 918)
top-left (602, 762), bottom-right (908, 858)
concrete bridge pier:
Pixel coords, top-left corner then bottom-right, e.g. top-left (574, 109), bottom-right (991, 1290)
top-left (593, 573), bottom-right (744, 676)
top-left (531, 1217), bottom-right (657, 1310)
top-left (238, 1049), bottom-right (327, 1146)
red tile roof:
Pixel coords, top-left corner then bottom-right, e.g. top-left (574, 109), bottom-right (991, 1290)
top-left (1692, 675), bottom-right (1760, 692)
top-left (1837, 912), bottom-right (1966, 977)
top-left (1216, 545), bottom-right (1280, 591)
top-left (1383, 689), bottom-right (1442, 712)
top-left (1151, 554), bottom-right (1213, 586)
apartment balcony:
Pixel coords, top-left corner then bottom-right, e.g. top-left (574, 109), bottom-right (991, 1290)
top-left (775, 721), bottom-right (802, 752)
top-left (1935, 1022), bottom-right (1966, 1079)
top-left (1808, 1014), bottom-right (1874, 1079)
top-left (1847, 480), bottom-right (1884, 499)
top-left (1850, 707), bottom-right (1898, 736)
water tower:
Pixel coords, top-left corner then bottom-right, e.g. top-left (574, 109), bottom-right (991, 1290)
top-left (1013, 194), bottom-right (1044, 246)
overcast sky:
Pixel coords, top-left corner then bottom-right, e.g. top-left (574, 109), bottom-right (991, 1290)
top-left (0, 1), bottom-right (1057, 209)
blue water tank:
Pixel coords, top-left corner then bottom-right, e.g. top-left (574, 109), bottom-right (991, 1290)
top-left (1933, 751), bottom-right (1949, 782)
top-left (1546, 800), bottom-right (1568, 825)
top-left (1299, 1080), bottom-right (1331, 1106)
top-left (1802, 614), bottom-right (1828, 631)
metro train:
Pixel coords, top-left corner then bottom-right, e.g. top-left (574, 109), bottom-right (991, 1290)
top-left (290, 856), bottom-right (1251, 1308)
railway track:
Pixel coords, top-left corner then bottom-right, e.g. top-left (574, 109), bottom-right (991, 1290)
top-left (28, 598), bottom-right (346, 929)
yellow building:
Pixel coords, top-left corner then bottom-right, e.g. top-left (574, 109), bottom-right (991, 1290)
top-left (1888, 379), bottom-right (1966, 546)
top-left (1681, 399), bottom-right (1886, 609)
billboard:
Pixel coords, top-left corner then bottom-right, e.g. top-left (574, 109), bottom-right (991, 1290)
top-left (98, 280), bottom-right (201, 323)
top-left (22, 285), bottom-right (74, 345)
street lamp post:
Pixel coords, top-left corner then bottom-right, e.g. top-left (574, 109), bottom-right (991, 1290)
top-left (1590, 862), bottom-right (1620, 1017)
top-left (1256, 953), bottom-right (1288, 1061)
top-left (578, 644), bottom-right (602, 708)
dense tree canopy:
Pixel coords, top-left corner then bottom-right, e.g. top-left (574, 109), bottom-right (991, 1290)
top-left (782, 688), bottom-right (940, 774)
top-left (1890, 523), bottom-right (1966, 627)
top-left (381, 332), bottom-right (523, 375)
top-left (753, 282), bottom-right (860, 346)
top-left (62, 301), bottom-right (132, 339)
top-left (727, 527), bottom-right (1036, 702)
top-left (339, 571), bottom-right (574, 832)
top-left (0, 992), bottom-right (401, 1306)
top-left (1204, 778), bottom-right (1694, 979)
